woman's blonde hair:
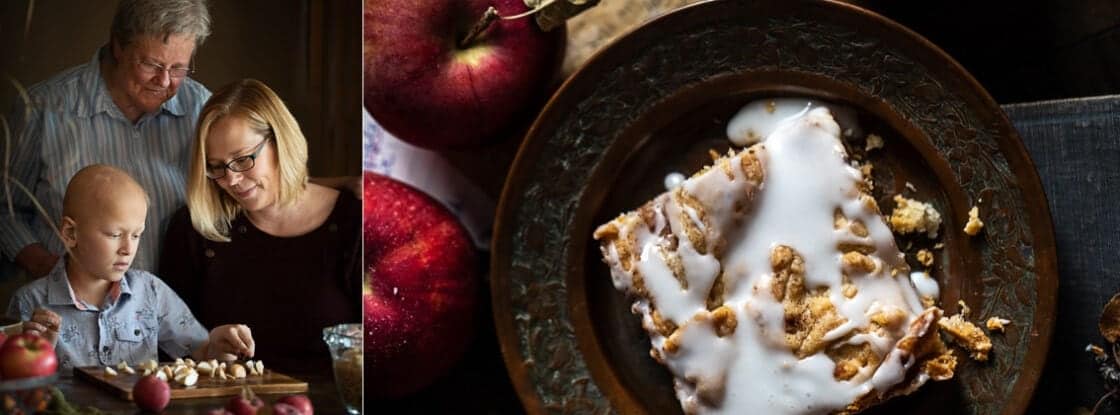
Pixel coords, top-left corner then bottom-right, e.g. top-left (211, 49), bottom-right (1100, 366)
top-left (187, 78), bottom-right (309, 241)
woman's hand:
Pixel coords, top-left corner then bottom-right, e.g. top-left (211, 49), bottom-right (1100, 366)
top-left (203, 324), bottom-right (255, 361)
top-left (22, 308), bottom-right (61, 345)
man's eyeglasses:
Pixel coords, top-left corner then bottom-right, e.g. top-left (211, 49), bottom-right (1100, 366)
top-left (136, 59), bottom-right (194, 79)
top-left (205, 136), bottom-right (272, 179)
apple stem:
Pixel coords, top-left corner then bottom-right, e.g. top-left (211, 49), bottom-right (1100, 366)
top-left (458, 1), bottom-right (558, 48)
top-left (459, 7), bottom-right (500, 49)
top-left (498, 0), bottom-right (559, 21)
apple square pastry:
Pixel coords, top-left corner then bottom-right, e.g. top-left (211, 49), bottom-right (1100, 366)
top-left (593, 105), bottom-right (956, 414)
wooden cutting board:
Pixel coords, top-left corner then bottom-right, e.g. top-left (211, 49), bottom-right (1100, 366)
top-left (74, 363), bottom-right (308, 400)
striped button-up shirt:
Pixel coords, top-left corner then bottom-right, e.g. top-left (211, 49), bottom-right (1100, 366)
top-left (5, 260), bottom-right (209, 371)
top-left (1, 49), bottom-right (211, 271)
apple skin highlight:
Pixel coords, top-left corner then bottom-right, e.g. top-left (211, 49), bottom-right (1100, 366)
top-left (364, 0), bottom-right (566, 149)
top-left (364, 172), bottom-right (479, 399)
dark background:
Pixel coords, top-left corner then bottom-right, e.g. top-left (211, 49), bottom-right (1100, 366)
top-left (865, 0), bottom-right (1120, 104)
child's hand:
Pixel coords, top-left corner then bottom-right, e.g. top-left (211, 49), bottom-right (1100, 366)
top-left (22, 308), bottom-right (61, 345)
top-left (206, 324), bottom-right (255, 361)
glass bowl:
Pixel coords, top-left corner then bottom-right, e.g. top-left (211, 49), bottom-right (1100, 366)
top-left (323, 323), bottom-right (361, 414)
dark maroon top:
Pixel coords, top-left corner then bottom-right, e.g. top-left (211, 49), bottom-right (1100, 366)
top-left (159, 194), bottom-right (361, 373)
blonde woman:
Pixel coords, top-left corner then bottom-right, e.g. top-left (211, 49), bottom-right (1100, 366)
top-left (160, 79), bottom-right (360, 373)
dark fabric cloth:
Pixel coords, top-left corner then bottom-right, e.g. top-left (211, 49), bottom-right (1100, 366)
top-left (1003, 95), bottom-right (1120, 413)
top-left (159, 193), bottom-right (362, 374)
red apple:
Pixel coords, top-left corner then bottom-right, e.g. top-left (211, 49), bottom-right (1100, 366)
top-left (276, 395), bottom-right (312, 415)
top-left (364, 0), bottom-right (566, 149)
top-left (364, 172), bottom-right (478, 399)
top-left (272, 403), bottom-right (302, 415)
top-left (0, 333), bottom-right (57, 379)
top-left (133, 375), bottom-right (171, 412)
top-left (225, 387), bottom-right (264, 415)
top-left (225, 397), bottom-right (262, 415)
top-left (0, 332), bottom-right (5, 380)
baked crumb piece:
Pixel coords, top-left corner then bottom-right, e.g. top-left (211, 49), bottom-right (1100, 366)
top-left (842, 251), bottom-right (877, 273)
top-left (650, 347), bottom-right (663, 362)
top-left (865, 133), bottom-right (884, 151)
top-left (869, 307), bottom-right (908, 331)
top-left (711, 306), bottom-right (737, 338)
top-left (916, 249), bottom-right (934, 267)
top-left (923, 351), bottom-right (958, 381)
top-left (833, 358), bottom-right (861, 381)
top-left (958, 300), bottom-right (971, 317)
top-left (905, 181), bottom-right (917, 192)
top-left (964, 206), bottom-right (984, 236)
top-left (652, 309), bottom-right (678, 337)
top-left (859, 163), bottom-right (874, 191)
top-left (849, 220), bottom-right (869, 238)
top-left (664, 330), bottom-right (682, 354)
top-left (985, 317), bottom-right (1011, 333)
top-left (1088, 343), bottom-right (1107, 358)
top-left (888, 195), bottom-right (942, 238)
top-left (938, 314), bottom-right (992, 362)
top-left (920, 296), bottom-right (937, 309)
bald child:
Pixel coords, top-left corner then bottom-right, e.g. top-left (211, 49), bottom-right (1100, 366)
top-left (6, 164), bottom-right (256, 370)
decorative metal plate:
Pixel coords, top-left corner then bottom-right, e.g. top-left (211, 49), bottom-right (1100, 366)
top-left (491, 1), bottom-right (1057, 414)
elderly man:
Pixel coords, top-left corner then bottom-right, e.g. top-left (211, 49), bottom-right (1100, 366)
top-left (2, 0), bottom-right (211, 276)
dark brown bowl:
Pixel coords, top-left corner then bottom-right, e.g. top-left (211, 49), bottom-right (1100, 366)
top-left (490, 1), bottom-right (1057, 414)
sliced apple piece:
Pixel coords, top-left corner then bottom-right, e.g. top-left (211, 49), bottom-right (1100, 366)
top-left (196, 360), bottom-right (215, 375)
top-left (230, 363), bottom-right (247, 379)
top-left (174, 368), bottom-right (199, 387)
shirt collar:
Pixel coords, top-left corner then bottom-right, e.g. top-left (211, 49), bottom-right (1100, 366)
top-left (161, 87), bottom-right (187, 116)
top-left (115, 273), bottom-right (134, 301)
top-left (82, 46), bottom-right (188, 119)
top-left (45, 261), bottom-right (73, 306)
top-left (45, 259), bottom-right (133, 309)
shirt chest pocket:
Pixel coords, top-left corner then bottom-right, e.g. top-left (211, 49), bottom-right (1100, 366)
top-left (115, 324), bottom-right (147, 343)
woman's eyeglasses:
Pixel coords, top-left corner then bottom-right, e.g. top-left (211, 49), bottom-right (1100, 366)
top-left (205, 136), bottom-right (271, 179)
top-left (136, 59), bottom-right (193, 79)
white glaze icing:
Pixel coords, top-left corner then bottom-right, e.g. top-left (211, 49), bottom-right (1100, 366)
top-left (665, 172), bottom-right (687, 190)
top-left (726, 98), bottom-right (861, 147)
top-left (910, 271), bottom-right (941, 301)
top-left (597, 100), bottom-right (942, 414)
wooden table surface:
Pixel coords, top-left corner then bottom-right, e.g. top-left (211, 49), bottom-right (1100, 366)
top-left (51, 368), bottom-right (349, 414)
